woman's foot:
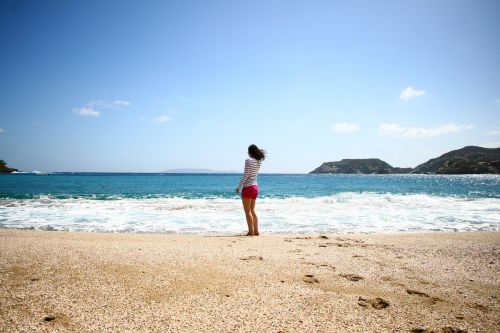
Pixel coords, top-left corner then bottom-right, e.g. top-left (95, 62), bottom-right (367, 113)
top-left (246, 233), bottom-right (254, 236)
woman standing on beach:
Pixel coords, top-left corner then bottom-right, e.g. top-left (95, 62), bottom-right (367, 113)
top-left (236, 144), bottom-right (266, 236)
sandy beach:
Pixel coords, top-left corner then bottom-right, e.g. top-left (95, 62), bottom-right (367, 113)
top-left (0, 230), bottom-right (498, 332)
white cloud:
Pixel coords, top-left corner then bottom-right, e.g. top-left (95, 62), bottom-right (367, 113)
top-left (87, 100), bottom-right (105, 108)
top-left (488, 127), bottom-right (500, 136)
top-left (87, 100), bottom-right (131, 109)
top-left (73, 100), bottom-right (130, 117)
top-left (332, 122), bottom-right (360, 133)
top-left (494, 99), bottom-right (500, 104)
top-left (111, 100), bottom-right (131, 108)
top-left (155, 115), bottom-right (173, 123)
top-left (480, 142), bottom-right (500, 148)
top-left (0, 128), bottom-right (4, 133)
top-left (377, 122), bottom-right (474, 138)
top-left (400, 86), bottom-right (426, 101)
top-left (402, 123), bottom-right (472, 138)
top-left (74, 107), bottom-right (100, 117)
top-left (377, 123), bottom-right (405, 135)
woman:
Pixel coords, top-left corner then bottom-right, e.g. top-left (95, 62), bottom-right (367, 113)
top-left (236, 144), bottom-right (266, 236)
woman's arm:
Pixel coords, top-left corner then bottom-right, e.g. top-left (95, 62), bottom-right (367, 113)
top-left (236, 159), bottom-right (250, 192)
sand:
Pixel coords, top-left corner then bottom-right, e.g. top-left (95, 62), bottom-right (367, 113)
top-left (0, 230), bottom-right (499, 332)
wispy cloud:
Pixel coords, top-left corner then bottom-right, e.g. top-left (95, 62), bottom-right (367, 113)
top-left (488, 127), bottom-right (500, 136)
top-left (377, 123), bottom-right (474, 138)
top-left (332, 122), bottom-right (360, 133)
top-left (74, 107), bottom-right (100, 117)
top-left (87, 100), bottom-right (105, 108)
top-left (155, 115), bottom-right (173, 123)
top-left (400, 86), bottom-right (426, 101)
top-left (0, 128), bottom-right (4, 133)
top-left (377, 123), bottom-right (404, 135)
top-left (177, 96), bottom-right (192, 102)
top-left (494, 99), bottom-right (500, 104)
top-left (402, 123), bottom-right (473, 138)
top-left (110, 100), bottom-right (131, 108)
top-left (480, 142), bottom-right (500, 148)
top-left (87, 100), bottom-right (131, 108)
top-left (74, 100), bottom-right (131, 117)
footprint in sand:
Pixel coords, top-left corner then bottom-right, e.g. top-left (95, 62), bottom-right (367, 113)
top-left (470, 302), bottom-right (489, 312)
top-left (358, 297), bottom-right (389, 309)
top-left (340, 273), bottom-right (364, 282)
top-left (318, 264), bottom-right (335, 270)
top-left (303, 262), bottom-right (336, 271)
top-left (303, 274), bottom-right (319, 284)
top-left (240, 256), bottom-right (263, 261)
top-left (406, 289), bottom-right (443, 305)
top-left (406, 289), bottom-right (429, 297)
top-left (410, 327), bottom-right (467, 333)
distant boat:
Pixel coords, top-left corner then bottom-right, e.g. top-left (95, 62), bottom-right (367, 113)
top-left (32, 171), bottom-right (49, 176)
top-left (11, 171), bottom-right (30, 174)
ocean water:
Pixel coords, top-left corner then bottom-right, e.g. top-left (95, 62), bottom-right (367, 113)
top-left (0, 173), bottom-right (499, 234)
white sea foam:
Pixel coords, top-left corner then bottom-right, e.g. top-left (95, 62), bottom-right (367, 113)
top-left (0, 193), bottom-right (499, 234)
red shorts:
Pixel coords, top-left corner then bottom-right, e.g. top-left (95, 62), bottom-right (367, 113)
top-left (242, 185), bottom-right (258, 199)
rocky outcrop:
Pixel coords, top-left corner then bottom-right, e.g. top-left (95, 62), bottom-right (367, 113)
top-left (411, 146), bottom-right (500, 174)
top-left (310, 146), bottom-right (500, 175)
top-left (310, 159), bottom-right (411, 174)
top-left (0, 160), bottom-right (18, 173)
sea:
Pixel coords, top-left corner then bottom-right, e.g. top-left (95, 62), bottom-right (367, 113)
top-left (0, 173), bottom-right (499, 234)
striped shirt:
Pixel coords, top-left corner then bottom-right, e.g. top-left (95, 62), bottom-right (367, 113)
top-left (237, 158), bottom-right (262, 191)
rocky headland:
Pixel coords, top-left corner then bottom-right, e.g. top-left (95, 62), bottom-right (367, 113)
top-left (411, 146), bottom-right (500, 174)
top-left (0, 160), bottom-right (18, 173)
top-left (310, 146), bottom-right (500, 174)
top-left (310, 159), bottom-right (412, 174)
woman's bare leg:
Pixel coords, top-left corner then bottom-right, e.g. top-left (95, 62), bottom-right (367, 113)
top-left (242, 197), bottom-right (254, 236)
top-left (250, 199), bottom-right (259, 236)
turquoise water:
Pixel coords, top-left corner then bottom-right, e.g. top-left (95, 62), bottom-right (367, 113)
top-left (1, 173), bottom-right (499, 233)
top-left (1, 173), bottom-right (499, 199)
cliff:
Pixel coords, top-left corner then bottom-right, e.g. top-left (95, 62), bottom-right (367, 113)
top-left (411, 146), bottom-right (500, 174)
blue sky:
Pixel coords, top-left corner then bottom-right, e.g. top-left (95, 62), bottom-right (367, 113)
top-left (1, 0), bottom-right (499, 173)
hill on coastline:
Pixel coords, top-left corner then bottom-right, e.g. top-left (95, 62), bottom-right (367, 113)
top-left (310, 159), bottom-right (412, 174)
top-left (411, 146), bottom-right (500, 174)
top-left (310, 146), bottom-right (500, 174)
top-left (0, 160), bottom-right (18, 173)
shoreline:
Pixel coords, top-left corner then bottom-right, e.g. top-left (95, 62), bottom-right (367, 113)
top-left (1, 226), bottom-right (499, 235)
top-left (1, 229), bottom-right (499, 332)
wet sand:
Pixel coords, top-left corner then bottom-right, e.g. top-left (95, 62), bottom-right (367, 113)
top-left (0, 230), bottom-right (499, 332)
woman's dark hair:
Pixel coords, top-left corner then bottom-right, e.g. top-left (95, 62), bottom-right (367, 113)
top-left (248, 144), bottom-right (266, 161)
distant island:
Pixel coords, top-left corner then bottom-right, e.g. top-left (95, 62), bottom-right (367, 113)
top-left (163, 168), bottom-right (238, 174)
top-left (0, 160), bottom-right (18, 173)
top-left (310, 159), bottom-right (412, 174)
top-left (310, 146), bottom-right (500, 175)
